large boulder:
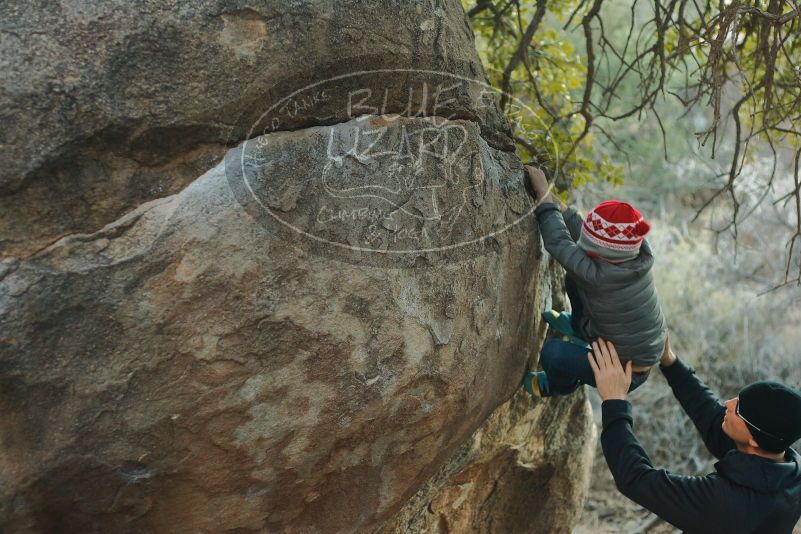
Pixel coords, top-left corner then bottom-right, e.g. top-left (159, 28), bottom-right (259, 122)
top-left (0, 0), bottom-right (594, 532)
top-left (1, 113), bottom-right (573, 532)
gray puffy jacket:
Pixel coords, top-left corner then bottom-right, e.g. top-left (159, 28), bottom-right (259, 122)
top-left (535, 202), bottom-right (667, 366)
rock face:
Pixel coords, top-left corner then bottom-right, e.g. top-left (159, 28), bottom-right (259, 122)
top-left (0, 0), bottom-right (511, 257)
top-left (378, 390), bottom-right (596, 533)
top-left (0, 1), bottom-right (594, 533)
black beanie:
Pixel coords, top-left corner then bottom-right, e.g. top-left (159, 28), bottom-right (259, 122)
top-left (738, 381), bottom-right (801, 453)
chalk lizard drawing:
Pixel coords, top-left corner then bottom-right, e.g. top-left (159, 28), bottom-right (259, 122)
top-left (320, 120), bottom-right (481, 232)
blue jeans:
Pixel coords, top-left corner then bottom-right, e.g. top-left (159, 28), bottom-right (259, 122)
top-left (539, 338), bottom-right (650, 396)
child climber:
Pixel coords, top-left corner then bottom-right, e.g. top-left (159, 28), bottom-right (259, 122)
top-left (522, 165), bottom-right (667, 397)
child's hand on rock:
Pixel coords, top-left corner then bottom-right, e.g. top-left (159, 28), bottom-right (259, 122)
top-left (524, 165), bottom-right (551, 201)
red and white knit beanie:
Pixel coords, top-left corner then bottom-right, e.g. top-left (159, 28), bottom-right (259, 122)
top-left (578, 200), bottom-right (651, 262)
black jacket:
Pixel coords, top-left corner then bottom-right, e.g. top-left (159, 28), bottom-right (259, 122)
top-left (601, 358), bottom-right (801, 533)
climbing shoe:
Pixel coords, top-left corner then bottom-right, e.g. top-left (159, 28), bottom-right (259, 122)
top-left (542, 310), bottom-right (590, 347)
top-left (542, 310), bottom-right (576, 337)
top-left (523, 371), bottom-right (550, 397)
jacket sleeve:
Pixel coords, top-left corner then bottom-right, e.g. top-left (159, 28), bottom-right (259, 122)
top-left (563, 206), bottom-right (584, 241)
top-left (535, 203), bottom-right (599, 282)
top-left (660, 359), bottom-right (735, 459)
top-left (601, 400), bottom-right (738, 533)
